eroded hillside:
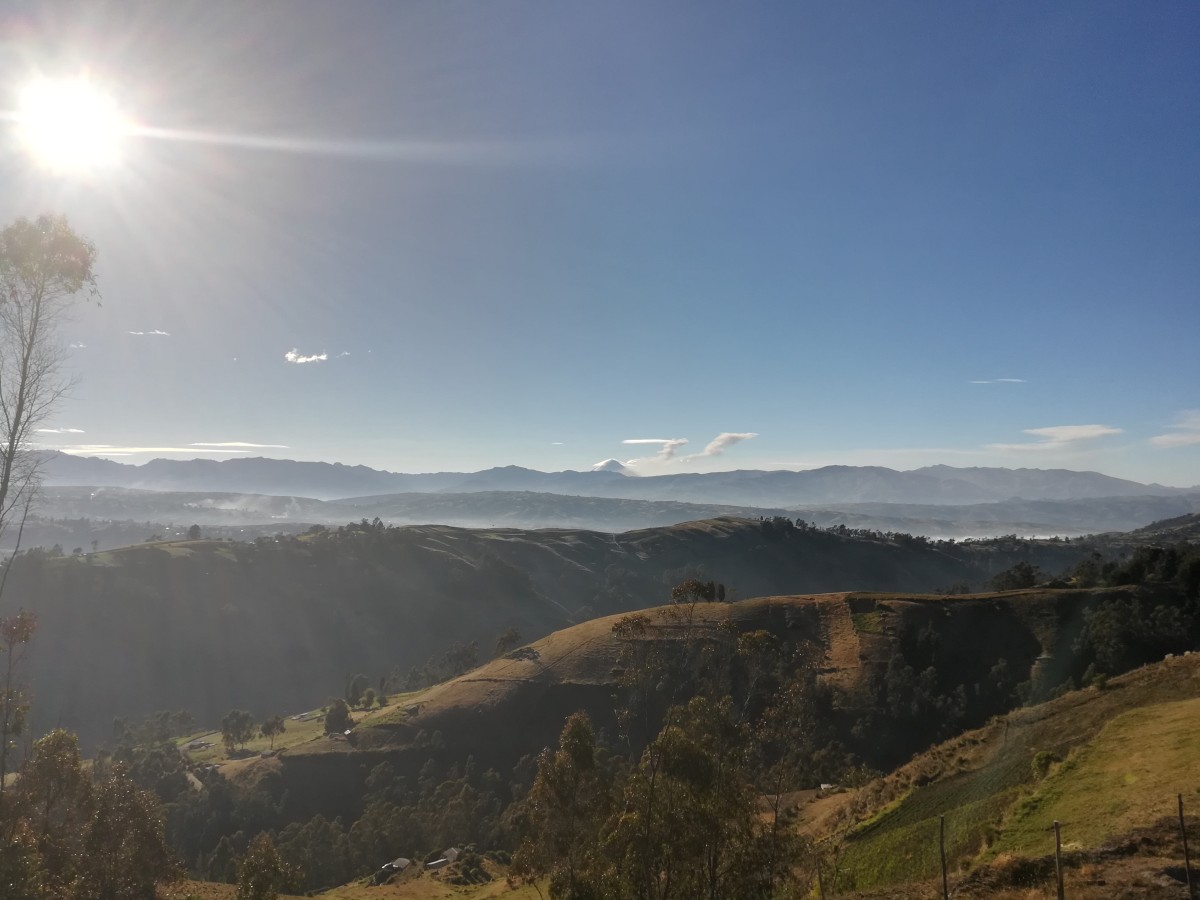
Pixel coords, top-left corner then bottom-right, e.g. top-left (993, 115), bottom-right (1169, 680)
top-left (252, 585), bottom-right (1174, 822)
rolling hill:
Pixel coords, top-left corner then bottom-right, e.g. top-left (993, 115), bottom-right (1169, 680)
top-left (225, 581), bottom-right (1185, 823)
top-left (8, 517), bottom-right (1093, 751)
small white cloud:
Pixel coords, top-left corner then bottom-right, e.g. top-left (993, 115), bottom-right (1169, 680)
top-left (128, 330), bottom-right (171, 336)
top-left (1150, 410), bottom-right (1200, 449)
top-left (691, 431), bottom-right (758, 458)
top-left (37, 427), bottom-right (85, 434)
top-left (970, 378), bottom-right (1026, 384)
top-left (69, 342), bottom-right (86, 349)
top-left (284, 348), bottom-right (327, 364)
top-left (335, 350), bottom-right (351, 358)
top-left (190, 442), bottom-right (290, 449)
top-left (551, 441), bottom-right (565, 445)
top-left (622, 438), bottom-right (688, 465)
top-left (988, 424), bottom-right (1123, 452)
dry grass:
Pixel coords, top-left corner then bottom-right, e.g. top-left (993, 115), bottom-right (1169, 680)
top-left (158, 879), bottom-right (305, 900)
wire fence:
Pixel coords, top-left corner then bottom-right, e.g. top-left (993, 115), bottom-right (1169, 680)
top-left (815, 792), bottom-right (1196, 899)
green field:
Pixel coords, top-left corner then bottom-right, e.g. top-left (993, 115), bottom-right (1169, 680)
top-left (178, 690), bottom-right (428, 766)
top-left (826, 656), bottom-right (1200, 891)
top-left (990, 696), bottom-right (1200, 856)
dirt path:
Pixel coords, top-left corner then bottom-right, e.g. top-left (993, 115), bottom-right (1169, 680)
top-left (816, 593), bottom-right (861, 691)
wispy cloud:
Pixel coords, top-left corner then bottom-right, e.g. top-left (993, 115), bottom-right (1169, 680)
top-left (69, 342), bottom-right (86, 349)
top-left (622, 438), bottom-right (689, 465)
top-left (969, 378), bottom-right (1026, 384)
top-left (128, 330), bottom-right (171, 336)
top-left (56, 445), bottom-right (255, 456)
top-left (1150, 410), bottom-right (1200, 449)
top-left (335, 351), bottom-right (351, 358)
top-left (620, 432), bottom-right (759, 468)
top-left (284, 348), bottom-right (327, 364)
top-left (190, 442), bottom-right (290, 449)
top-left (685, 432), bottom-right (759, 460)
top-left (988, 424), bottom-right (1124, 452)
top-left (37, 427), bottom-right (85, 434)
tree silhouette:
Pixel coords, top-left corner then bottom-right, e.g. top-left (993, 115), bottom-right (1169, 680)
top-left (260, 715), bottom-right (286, 750)
top-left (0, 217), bottom-right (98, 552)
top-left (324, 700), bottom-right (353, 734)
top-left (495, 626), bottom-right (522, 657)
top-left (221, 709), bottom-right (255, 754)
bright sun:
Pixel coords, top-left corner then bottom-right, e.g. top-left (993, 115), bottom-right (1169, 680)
top-left (16, 78), bottom-right (127, 173)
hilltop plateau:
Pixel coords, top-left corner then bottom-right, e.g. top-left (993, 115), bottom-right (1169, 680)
top-left (244, 583), bottom-right (1185, 819)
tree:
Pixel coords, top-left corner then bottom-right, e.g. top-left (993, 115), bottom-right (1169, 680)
top-left (442, 641), bottom-right (479, 678)
top-left (260, 715), bottom-right (286, 750)
top-left (512, 712), bottom-right (610, 896)
top-left (6, 729), bottom-right (177, 899)
top-left (0, 216), bottom-right (97, 550)
top-left (991, 561), bottom-right (1043, 592)
top-left (324, 699), bottom-right (353, 734)
top-left (0, 609), bottom-right (36, 816)
top-left (220, 709), bottom-right (256, 754)
top-left (80, 767), bottom-right (179, 899)
top-left (345, 673), bottom-right (369, 707)
top-left (236, 832), bottom-right (294, 900)
top-left (495, 626), bottom-right (522, 657)
top-left (0, 216), bottom-right (96, 819)
top-left (186, 524), bottom-right (201, 541)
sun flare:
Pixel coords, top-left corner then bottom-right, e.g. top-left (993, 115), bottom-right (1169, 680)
top-left (15, 77), bottom-right (127, 173)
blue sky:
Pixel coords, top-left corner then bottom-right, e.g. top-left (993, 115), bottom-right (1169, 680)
top-left (1, 1), bottom-right (1198, 484)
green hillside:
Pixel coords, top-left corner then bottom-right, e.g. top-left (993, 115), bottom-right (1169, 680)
top-left (823, 653), bottom-right (1200, 893)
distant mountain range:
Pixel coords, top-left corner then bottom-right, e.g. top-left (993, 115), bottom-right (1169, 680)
top-left (40, 452), bottom-right (1195, 506)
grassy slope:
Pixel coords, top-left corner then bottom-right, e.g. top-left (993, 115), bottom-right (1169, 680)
top-left (823, 654), bottom-right (1200, 892)
top-left (179, 691), bottom-right (428, 769)
top-left (164, 864), bottom-right (542, 900)
top-left (992, 694), bottom-right (1200, 856)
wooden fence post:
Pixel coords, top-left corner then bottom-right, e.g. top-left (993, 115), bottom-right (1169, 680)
top-left (1181, 794), bottom-right (1195, 900)
top-left (1053, 820), bottom-right (1065, 900)
top-left (939, 814), bottom-right (949, 900)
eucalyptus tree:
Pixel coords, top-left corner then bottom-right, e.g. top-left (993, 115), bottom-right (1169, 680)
top-left (0, 215), bottom-right (98, 811)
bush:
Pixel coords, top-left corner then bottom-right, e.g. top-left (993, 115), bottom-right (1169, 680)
top-left (1031, 750), bottom-right (1061, 780)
